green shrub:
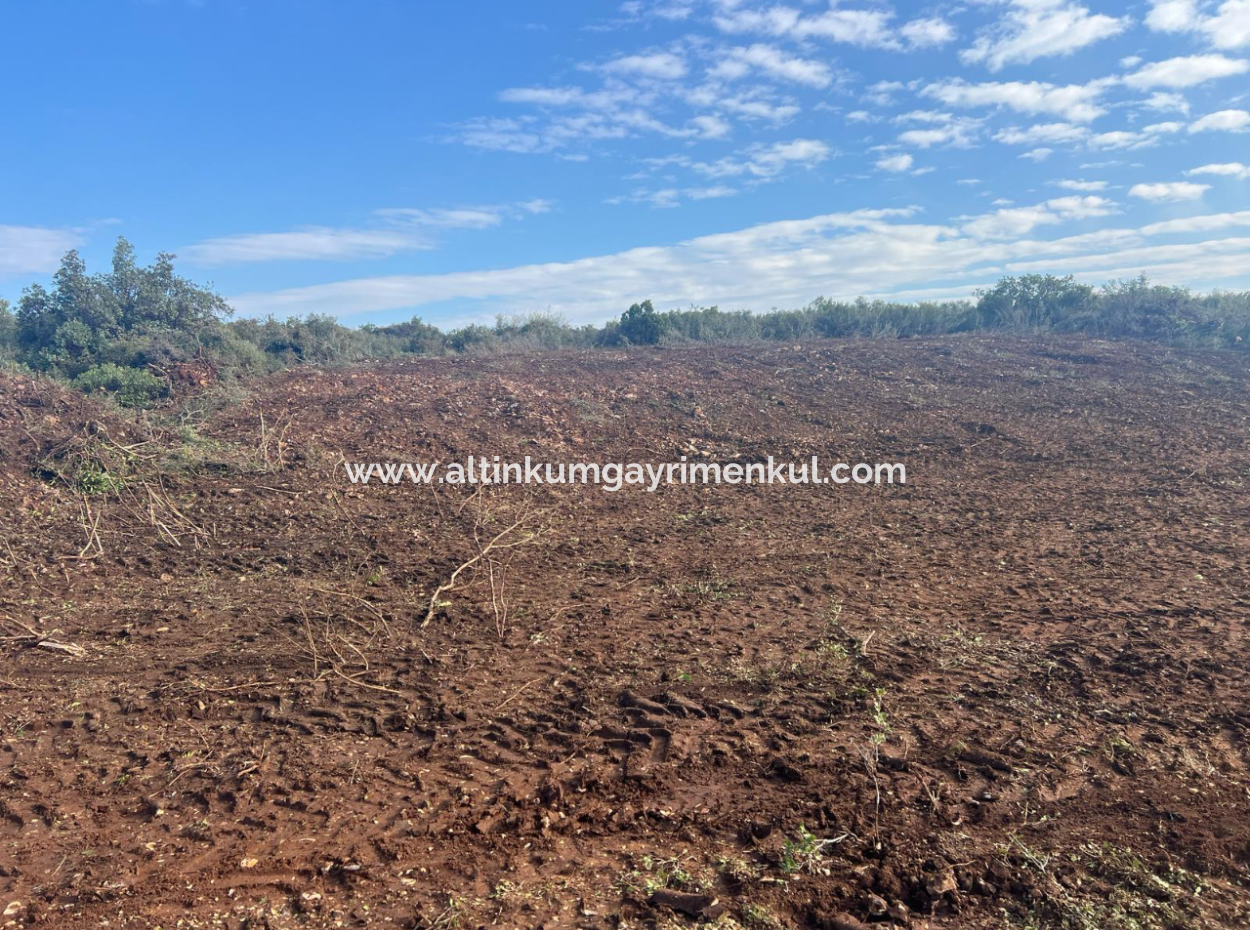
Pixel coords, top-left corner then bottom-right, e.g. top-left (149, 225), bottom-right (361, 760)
top-left (0, 298), bottom-right (14, 360)
top-left (72, 363), bottom-right (170, 408)
top-left (619, 300), bottom-right (667, 345)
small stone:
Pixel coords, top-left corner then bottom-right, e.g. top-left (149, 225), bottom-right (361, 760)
top-left (3, 901), bottom-right (22, 918)
top-left (239, 857), bottom-right (259, 869)
top-left (648, 889), bottom-right (724, 919)
top-left (866, 893), bottom-right (888, 917)
top-left (926, 869), bottom-right (959, 897)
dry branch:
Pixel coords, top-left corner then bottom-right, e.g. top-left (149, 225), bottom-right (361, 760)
top-left (421, 508), bottom-right (538, 629)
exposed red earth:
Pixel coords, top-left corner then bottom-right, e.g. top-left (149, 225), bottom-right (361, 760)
top-left (2, 337), bottom-right (1249, 929)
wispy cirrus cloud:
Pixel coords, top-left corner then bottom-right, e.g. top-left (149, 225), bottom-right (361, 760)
top-left (180, 228), bottom-right (432, 266)
top-left (0, 224), bottom-right (85, 277)
top-left (229, 200), bottom-right (1250, 325)
top-left (180, 202), bottom-right (553, 266)
top-left (607, 184), bottom-right (738, 208)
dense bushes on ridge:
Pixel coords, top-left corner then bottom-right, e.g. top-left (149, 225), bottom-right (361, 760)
top-left (1, 237), bottom-right (1247, 406)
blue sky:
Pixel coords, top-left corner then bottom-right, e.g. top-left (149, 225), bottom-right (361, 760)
top-left (3, 0), bottom-right (1250, 327)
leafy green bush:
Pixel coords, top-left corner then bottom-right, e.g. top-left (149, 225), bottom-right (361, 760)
top-left (0, 298), bottom-right (15, 360)
top-left (72, 363), bottom-right (170, 408)
top-left (618, 300), bottom-right (667, 345)
top-left (975, 274), bottom-right (1097, 330)
top-left (16, 240), bottom-right (231, 379)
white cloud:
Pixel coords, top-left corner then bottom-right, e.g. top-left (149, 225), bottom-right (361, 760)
top-left (0, 225), bottom-right (84, 277)
top-left (692, 138), bottom-right (832, 179)
top-left (962, 0), bottom-right (1129, 71)
top-left (1186, 161), bottom-right (1250, 179)
top-left (1087, 121), bottom-right (1184, 149)
top-left (180, 229), bottom-right (428, 265)
top-left (1021, 147), bottom-right (1054, 161)
top-left (793, 9), bottom-right (897, 45)
top-left (1140, 91), bottom-right (1190, 114)
top-left (1189, 108), bottom-right (1250, 131)
top-left (1057, 179), bottom-right (1109, 191)
top-left (1123, 54), bottom-right (1249, 88)
top-left (1145, 0), bottom-right (1250, 50)
top-left (893, 111), bottom-right (982, 148)
top-left (602, 51), bottom-right (688, 80)
top-left (1145, 0), bottom-right (1201, 33)
top-left (716, 43), bottom-right (834, 88)
top-left (864, 80), bottom-right (910, 107)
top-left (922, 78), bottom-right (1114, 122)
top-left (961, 195), bottom-right (1119, 239)
top-left (498, 86), bottom-right (633, 108)
top-left (182, 202), bottom-right (551, 265)
top-left (714, 5), bottom-right (900, 48)
top-left (994, 122), bottom-right (1089, 144)
top-left (901, 17), bottom-right (957, 48)
top-left (876, 153), bottom-right (915, 172)
top-left (376, 207), bottom-right (505, 229)
top-left (231, 201), bottom-right (1250, 325)
top-left (711, 94), bottom-right (800, 123)
top-left (1202, 0), bottom-right (1250, 48)
top-left (1140, 209), bottom-right (1250, 234)
top-left (686, 184), bottom-right (737, 199)
top-left (691, 113), bottom-right (733, 138)
top-left (611, 185), bottom-right (738, 208)
top-left (1129, 181), bottom-right (1211, 201)
top-left (456, 117), bottom-right (549, 154)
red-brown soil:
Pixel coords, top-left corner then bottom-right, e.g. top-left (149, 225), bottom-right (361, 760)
top-left (2, 337), bottom-right (1249, 929)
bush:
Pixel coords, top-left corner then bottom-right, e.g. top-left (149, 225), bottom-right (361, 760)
top-left (0, 299), bottom-right (15, 360)
top-left (975, 275), bottom-right (1097, 330)
top-left (619, 300), bottom-right (667, 345)
top-left (72, 363), bottom-right (170, 408)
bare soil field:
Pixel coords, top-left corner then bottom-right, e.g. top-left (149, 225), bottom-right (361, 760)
top-left (2, 337), bottom-right (1249, 929)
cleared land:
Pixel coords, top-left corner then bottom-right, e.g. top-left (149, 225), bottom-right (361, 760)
top-left (1, 337), bottom-right (1249, 929)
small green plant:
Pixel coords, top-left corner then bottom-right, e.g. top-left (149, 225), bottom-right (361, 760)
top-left (781, 824), bottom-right (837, 874)
top-left (72, 363), bottom-right (170, 408)
top-left (869, 687), bottom-right (891, 744)
top-left (741, 902), bottom-right (784, 929)
top-left (619, 853), bottom-right (703, 896)
top-left (74, 460), bottom-right (126, 495)
top-left (717, 856), bottom-right (762, 884)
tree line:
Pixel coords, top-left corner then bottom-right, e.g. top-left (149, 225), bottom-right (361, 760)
top-left (1, 237), bottom-right (1247, 407)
